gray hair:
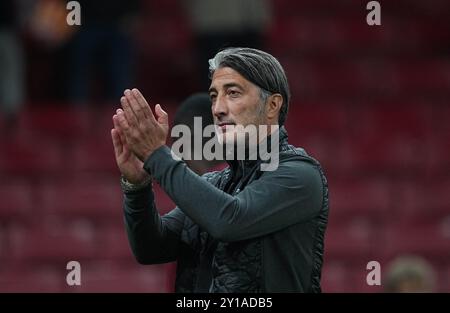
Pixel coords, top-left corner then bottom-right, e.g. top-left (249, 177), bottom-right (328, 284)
top-left (209, 47), bottom-right (291, 126)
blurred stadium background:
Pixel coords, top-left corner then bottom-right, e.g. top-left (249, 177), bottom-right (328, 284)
top-left (0, 0), bottom-right (449, 292)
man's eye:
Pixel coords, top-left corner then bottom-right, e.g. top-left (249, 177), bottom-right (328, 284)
top-left (228, 90), bottom-right (240, 97)
top-left (210, 94), bottom-right (217, 101)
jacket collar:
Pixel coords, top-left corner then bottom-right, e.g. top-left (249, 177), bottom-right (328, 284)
top-left (226, 126), bottom-right (289, 172)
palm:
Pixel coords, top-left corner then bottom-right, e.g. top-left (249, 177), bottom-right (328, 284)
top-left (119, 144), bottom-right (141, 171)
top-left (112, 128), bottom-right (149, 184)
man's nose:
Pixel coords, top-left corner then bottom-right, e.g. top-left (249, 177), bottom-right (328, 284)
top-left (212, 95), bottom-right (228, 118)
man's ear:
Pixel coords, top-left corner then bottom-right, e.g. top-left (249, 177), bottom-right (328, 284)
top-left (266, 94), bottom-right (283, 123)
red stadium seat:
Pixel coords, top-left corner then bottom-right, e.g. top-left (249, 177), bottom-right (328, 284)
top-left (98, 225), bottom-right (135, 261)
top-left (286, 105), bottom-right (349, 138)
top-left (335, 105), bottom-right (434, 174)
top-left (327, 178), bottom-right (390, 222)
top-left (62, 263), bottom-right (170, 292)
top-left (427, 134), bottom-right (450, 175)
top-left (383, 221), bottom-right (450, 263)
top-left (0, 266), bottom-right (63, 292)
top-left (14, 107), bottom-right (92, 142)
top-left (322, 261), bottom-right (384, 293)
top-left (392, 180), bottom-right (450, 224)
top-left (38, 178), bottom-right (123, 222)
top-left (10, 222), bottom-right (97, 262)
top-left (321, 262), bottom-right (351, 293)
top-left (0, 181), bottom-right (34, 221)
top-left (325, 218), bottom-right (378, 261)
top-left (392, 61), bottom-right (450, 97)
top-left (0, 138), bottom-right (64, 177)
top-left (70, 134), bottom-right (118, 174)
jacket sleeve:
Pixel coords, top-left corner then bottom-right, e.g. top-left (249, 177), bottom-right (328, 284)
top-left (123, 185), bottom-right (186, 264)
top-left (144, 146), bottom-right (324, 242)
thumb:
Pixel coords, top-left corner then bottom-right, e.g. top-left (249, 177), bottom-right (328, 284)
top-left (155, 104), bottom-right (168, 126)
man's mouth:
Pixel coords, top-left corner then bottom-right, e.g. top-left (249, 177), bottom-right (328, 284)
top-left (217, 122), bottom-right (235, 131)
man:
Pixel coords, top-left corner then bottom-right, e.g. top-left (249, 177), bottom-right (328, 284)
top-left (111, 48), bottom-right (329, 292)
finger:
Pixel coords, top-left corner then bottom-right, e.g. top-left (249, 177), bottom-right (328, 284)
top-left (155, 104), bottom-right (168, 126)
top-left (116, 110), bottom-right (132, 139)
top-left (131, 88), bottom-right (151, 120)
top-left (121, 94), bottom-right (137, 125)
top-left (132, 88), bottom-right (156, 122)
top-left (121, 94), bottom-right (139, 127)
top-left (111, 128), bottom-right (123, 156)
top-left (113, 111), bottom-right (132, 148)
top-left (113, 111), bottom-right (124, 125)
top-left (124, 89), bottom-right (143, 123)
top-left (113, 113), bottom-right (124, 136)
top-left (113, 113), bottom-right (121, 129)
top-left (114, 113), bottom-right (129, 146)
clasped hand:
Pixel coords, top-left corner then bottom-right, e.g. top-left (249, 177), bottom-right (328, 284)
top-left (111, 88), bottom-right (168, 184)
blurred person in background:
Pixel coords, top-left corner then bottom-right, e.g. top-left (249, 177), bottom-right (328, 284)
top-left (28, 0), bottom-right (76, 46)
top-left (183, 0), bottom-right (272, 88)
top-left (0, 0), bottom-right (25, 128)
top-left (172, 92), bottom-right (225, 175)
top-left (67, 0), bottom-right (141, 104)
top-left (166, 92), bottom-right (226, 290)
top-left (385, 255), bottom-right (437, 293)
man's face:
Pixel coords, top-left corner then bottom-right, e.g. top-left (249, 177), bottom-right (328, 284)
top-left (208, 67), bottom-right (267, 144)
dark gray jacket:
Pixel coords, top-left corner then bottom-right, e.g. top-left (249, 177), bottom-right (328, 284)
top-left (123, 127), bottom-right (329, 292)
